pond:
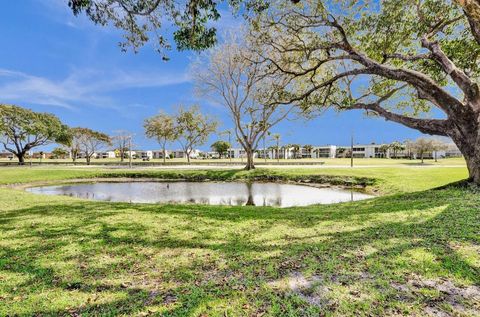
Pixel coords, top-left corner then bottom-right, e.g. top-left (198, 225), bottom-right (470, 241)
top-left (26, 181), bottom-right (373, 208)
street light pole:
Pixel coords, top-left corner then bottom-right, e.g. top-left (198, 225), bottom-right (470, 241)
top-left (228, 130), bottom-right (232, 163)
top-left (28, 135), bottom-right (32, 167)
top-left (128, 136), bottom-right (132, 169)
top-left (350, 131), bottom-right (354, 168)
top-left (263, 126), bottom-right (268, 164)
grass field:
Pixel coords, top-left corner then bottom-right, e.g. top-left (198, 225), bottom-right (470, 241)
top-left (0, 156), bottom-right (467, 167)
top-left (0, 165), bottom-right (479, 316)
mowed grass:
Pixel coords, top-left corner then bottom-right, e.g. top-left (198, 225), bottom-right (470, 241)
top-left (0, 165), bottom-right (479, 316)
top-left (0, 156), bottom-right (467, 166)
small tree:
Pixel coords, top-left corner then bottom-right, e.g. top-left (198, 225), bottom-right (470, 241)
top-left (144, 112), bottom-right (178, 164)
top-left (211, 141), bottom-right (231, 159)
top-left (411, 138), bottom-right (435, 163)
top-left (404, 140), bottom-right (415, 160)
top-left (69, 127), bottom-right (111, 165)
top-left (51, 147), bottom-right (69, 159)
top-left (175, 105), bottom-right (218, 164)
top-left (432, 140), bottom-right (449, 162)
top-left (112, 131), bottom-right (133, 162)
top-left (0, 104), bottom-right (69, 165)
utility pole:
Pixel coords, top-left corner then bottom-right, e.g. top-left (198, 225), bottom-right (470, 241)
top-left (28, 135), bottom-right (32, 167)
top-left (263, 128), bottom-right (268, 164)
top-left (220, 130), bottom-right (233, 163)
top-left (128, 136), bottom-right (132, 169)
top-left (228, 130), bottom-right (232, 163)
top-left (263, 134), bottom-right (267, 163)
top-left (350, 131), bottom-right (354, 168)
top-left (276, 138), bottom-right (280, 163)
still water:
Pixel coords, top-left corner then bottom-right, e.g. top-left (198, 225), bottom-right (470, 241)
top-left (26, 181), bottom-right (373, 207)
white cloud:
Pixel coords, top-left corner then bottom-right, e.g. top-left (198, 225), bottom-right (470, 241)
top-left (0, 67), bottom-right (191, 111)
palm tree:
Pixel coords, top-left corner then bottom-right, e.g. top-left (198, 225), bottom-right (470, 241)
top-left (291, 144), bottom-right (301, 159)
top-left (389, 141), bottom-right (405, 159)
top-left (378, 144), bottom-right (390, 158)
top-left (303, 144), bottom-right (313, 158)
top-left (267, 145), bottom-right (276, 160)
top-left (271, 133), bottom-right (281, 162)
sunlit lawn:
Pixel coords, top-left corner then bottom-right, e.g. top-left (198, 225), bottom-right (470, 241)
top-left (0, 166), bottom-right (478, 316)
top-left (0, 156), bottom-right (467, 167)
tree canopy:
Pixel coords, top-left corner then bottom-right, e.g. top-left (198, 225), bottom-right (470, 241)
top-left (144, 112), bottom-right (178, 163)
top-left (193, 35), bottom-right (295, 169)
top-left (68, 0), bottom-right (270, 59)
top-left (0, 104), bottom-right (69, 164)
top-left (249, 0), bottom-right (480, 182)
top-left (175, 105), bottom-right (218, 163)
top-left (67, 127), bottom-right (111, 165)
top-left (211, 140), bottom-right (231, 158)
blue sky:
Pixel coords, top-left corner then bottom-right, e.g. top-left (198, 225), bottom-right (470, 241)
top-left (0, 0), bottom-right (432, 150)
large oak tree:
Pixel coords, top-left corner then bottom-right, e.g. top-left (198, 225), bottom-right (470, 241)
top-left (0, 104), bottom-right (69, 165)
top-left (251, 0), bottom-right (480, 183)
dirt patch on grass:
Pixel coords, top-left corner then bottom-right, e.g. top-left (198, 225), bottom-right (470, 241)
top-left (392, 274), bottom-right (480, 316)
top-left (269, 271), bottom-right (480, 315)
top-left (268, 272), bottom-right (329, 307)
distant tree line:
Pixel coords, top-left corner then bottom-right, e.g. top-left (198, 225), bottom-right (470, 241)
top-left (144, 105), bottom-right (218, 164)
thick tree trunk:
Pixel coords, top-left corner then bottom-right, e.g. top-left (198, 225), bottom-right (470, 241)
top-left (16, 153), bottom-right (25, 165)
top-left (454, 134), bottom-right (480, 183)
top-left (162, 146), bottom-right (166, 164)
top-left (449, 122), bottom-right (480, 184)
top-left (244, 148), bottom-right (255, 170)
top-left (86, 156), bottom-right (91, 165)
top-left (245, 182), bottom-right (255, 205)
top-left (466, 153), bottom-right (480, 183)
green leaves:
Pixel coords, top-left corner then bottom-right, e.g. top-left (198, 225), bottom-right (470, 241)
top-left (211, 140), bottom-right (231, 156)
top-left (144, 111), bottom-right (178, 145)
top-left (176, 105), bottom-right (218, 148)
top-left (67, 0), bottom-right (263, 57)
top-left (0, 104), bottom-right (68, 155)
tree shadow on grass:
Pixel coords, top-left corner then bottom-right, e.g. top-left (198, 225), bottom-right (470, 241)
top-left (0, 185), bottom-right (479, 315)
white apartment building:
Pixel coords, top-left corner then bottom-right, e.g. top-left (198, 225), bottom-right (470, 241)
top-left (227, 148), bottom-right (259, 159)
top-left (169, 149), bottom-right (202, 159)
top-left (136, 150), bottom-right (153, 160)
top-left (335, 144), bottom-right (390, 158)
top-left (152, 150), bottom-right (171, 159)
top-left (97, 151), bottom-right (116, 159)
top-left (312, 145), bottom-right (337, 158)
top-left (124, 151), bottom-right (136, 159)
top-left (76, 152), bottom-right (96, 159)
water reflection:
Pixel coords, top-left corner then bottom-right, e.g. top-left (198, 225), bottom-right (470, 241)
top-left (27, 182), bottom-right (373, 208)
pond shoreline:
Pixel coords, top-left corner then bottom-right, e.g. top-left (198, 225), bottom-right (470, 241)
top-left (23, 179), bottom-right (374, 207)
top-left (10, 176), bottom-right (374, 195)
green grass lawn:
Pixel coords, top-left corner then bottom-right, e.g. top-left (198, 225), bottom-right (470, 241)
top-left (0, 156), bottom-right (467, 167)
top-left (0, 166), bottom-right (479, 316)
